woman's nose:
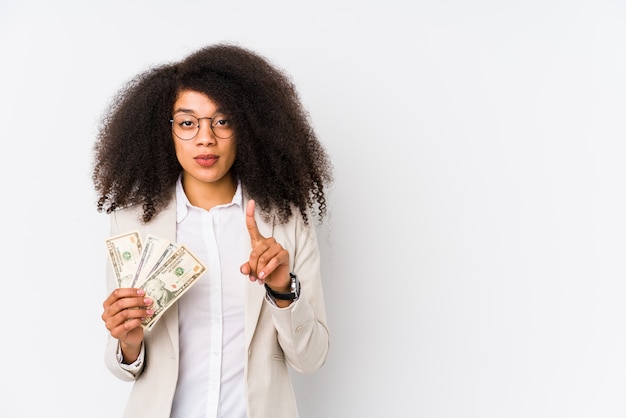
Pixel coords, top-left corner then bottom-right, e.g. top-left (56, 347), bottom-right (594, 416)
top-left (196, 123), bottom-right (217, 144)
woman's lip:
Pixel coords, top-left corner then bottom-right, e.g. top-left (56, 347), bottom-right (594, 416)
top-left (195, 155), bottom-right (218, 167)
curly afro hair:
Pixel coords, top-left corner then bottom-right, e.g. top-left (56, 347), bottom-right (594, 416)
top-left (92, 43), bottom-right (333, 225)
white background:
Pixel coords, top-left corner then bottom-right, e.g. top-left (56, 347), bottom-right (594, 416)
top-left (1, 1), bottom-right (626, 417)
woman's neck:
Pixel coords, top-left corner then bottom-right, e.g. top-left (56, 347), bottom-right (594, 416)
top-left (181, 172), bottom-right (237, 211)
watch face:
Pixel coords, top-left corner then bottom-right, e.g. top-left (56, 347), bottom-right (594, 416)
top-left (289, 273), bottom-right (300, 298)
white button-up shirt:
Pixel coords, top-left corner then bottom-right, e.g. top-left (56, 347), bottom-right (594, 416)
top-left (170, 177), bottom-right (248, 418)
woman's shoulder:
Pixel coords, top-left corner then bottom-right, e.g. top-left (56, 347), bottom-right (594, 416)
top-left (109, 196), bottom-right (177, 240)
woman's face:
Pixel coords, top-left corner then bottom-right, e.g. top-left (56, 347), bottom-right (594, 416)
top-left (171, 90), bottom-right (237, 190)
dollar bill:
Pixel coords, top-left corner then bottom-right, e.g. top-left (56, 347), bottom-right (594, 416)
top-left (140, 245), bottom-right (207, 330)
top-left (105, 230), bottom-right (143, 288)
top-left (130, 235), bottom-right (179, 288)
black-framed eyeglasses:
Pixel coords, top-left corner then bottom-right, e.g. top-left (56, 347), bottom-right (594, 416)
top-left (170, 113), bottom-right (235, 140)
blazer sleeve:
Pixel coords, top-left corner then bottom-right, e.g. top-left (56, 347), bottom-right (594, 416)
top-left (267, 214), bottom-right (330, 374)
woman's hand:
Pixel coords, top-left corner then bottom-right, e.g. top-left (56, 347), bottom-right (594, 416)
top-left (240, 199), bottom-right (291, 293)
top-left (102, 288), bottom-right (153, 363)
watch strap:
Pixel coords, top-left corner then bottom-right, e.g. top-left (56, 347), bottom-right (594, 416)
top-left (264, 273), bottom-right (300, 301)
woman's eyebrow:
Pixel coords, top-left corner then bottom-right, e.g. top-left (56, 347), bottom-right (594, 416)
top-left (172, 108), bottom-right (194, 114)
top-left (172, 108), bottom-right (226, 115)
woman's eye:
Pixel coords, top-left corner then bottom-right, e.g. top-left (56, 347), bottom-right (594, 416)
top-left (180, 120), bottom-right (194, 128)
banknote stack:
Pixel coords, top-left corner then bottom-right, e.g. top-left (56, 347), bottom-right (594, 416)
top-left (105, 231), bottom-right (206, 330)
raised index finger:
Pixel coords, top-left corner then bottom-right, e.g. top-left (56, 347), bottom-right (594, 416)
top-left (245, 199), bottom-right (263, 242)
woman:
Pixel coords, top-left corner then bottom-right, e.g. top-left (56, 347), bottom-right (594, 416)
top-left (94, 43), bottom-right (333, 418)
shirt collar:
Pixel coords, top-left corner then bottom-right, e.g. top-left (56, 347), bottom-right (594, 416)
top-left (175, 174), bottom-right (243, 223)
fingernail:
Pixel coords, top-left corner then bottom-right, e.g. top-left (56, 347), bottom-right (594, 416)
top-left (259, 271), bottom-right (265, 279)
top-left (144, 298), bottom-right (153, 304)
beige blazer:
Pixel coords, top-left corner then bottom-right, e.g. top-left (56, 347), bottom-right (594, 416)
top-left (104, 193), bottom-right (329, 418)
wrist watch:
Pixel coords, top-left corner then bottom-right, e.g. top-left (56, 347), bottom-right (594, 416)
top-left (264, 273), bottom-right (300, 301)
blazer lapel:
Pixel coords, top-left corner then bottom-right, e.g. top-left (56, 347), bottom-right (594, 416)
top-left (149, 196), bottom-right (180, 353)
top-left (245, 276), bottom-right (267, 350)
